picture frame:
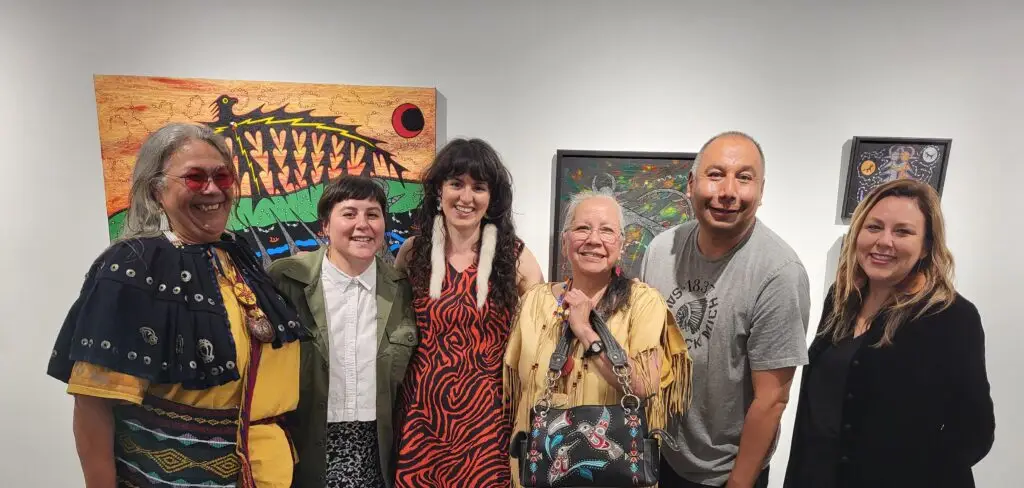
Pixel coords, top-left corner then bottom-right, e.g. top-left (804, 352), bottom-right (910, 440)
top-left (550, 150), bottom-right (697, 282)
top-left (842, 136), bottom-right (952, 218)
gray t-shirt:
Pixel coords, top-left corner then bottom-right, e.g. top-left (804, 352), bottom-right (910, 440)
top-left (640, 218), bottom-right (810, 486)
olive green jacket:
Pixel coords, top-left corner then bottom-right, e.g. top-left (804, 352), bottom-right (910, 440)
top-left (267, 247), bottom-right (417, 488)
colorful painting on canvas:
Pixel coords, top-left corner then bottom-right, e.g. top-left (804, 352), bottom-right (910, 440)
top-left (842, 136), bottom-right (951, 218)
top-left (94, 75), bottom-right (436, 265)
top-left (550, 151), bottom-right (697, 281)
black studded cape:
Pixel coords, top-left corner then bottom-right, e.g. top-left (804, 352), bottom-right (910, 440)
top-left (47, 233), bottom-right (311, 391)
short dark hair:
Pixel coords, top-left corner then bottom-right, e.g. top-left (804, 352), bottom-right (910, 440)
top-left (317, 175), bottom-right (388, 223)
top-left (694, 130), bottom-right (766, 175)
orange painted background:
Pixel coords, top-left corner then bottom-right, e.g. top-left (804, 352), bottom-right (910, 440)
top-left (94, 75), bottom-right (436, 217)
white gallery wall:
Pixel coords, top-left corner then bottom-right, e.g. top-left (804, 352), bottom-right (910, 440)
top-left (1, 0), bottom-right (1019, 486)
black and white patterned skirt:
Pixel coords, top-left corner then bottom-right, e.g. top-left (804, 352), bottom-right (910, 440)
top-left (326, 421), bottom-right (384, 488)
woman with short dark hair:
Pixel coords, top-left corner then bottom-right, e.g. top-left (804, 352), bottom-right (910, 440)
top-left (269, 175), bottom-right (417, 488)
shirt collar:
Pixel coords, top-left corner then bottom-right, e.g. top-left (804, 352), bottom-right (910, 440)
top-left (322, 254), bottom-right (376, 292)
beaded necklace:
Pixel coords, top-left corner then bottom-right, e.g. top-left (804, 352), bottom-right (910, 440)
top-left (552, 277), bottom-right (573, 321)
top-left (552, 278), bottom-right (575, 376)
top-left (219, 254), bottom-right (276, 343)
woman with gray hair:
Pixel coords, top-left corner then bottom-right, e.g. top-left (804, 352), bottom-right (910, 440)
top-left (46, 122), bottom-right (310, 488)
top-left (504, 190), bottom-right (692, 487)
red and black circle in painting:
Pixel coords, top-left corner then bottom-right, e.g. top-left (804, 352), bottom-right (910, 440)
top-left (392, 103), bottom-right (424, 138)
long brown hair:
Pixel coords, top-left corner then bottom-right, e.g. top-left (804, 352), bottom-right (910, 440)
top-left (821, 178), bottom-right (956, 346)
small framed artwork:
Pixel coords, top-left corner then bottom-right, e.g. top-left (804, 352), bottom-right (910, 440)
top-left (842, 136), bottom-right (952, 218)
top-left (551, 150), bottom-right (697, 281)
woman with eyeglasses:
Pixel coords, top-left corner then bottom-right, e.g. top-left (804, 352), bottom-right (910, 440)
top-left (504, 190), bottom-right (692, 488)
top-left (47, 122), bottom-right (310, 488)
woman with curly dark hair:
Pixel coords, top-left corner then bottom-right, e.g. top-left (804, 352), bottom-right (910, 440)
top-left (392, 138), bottom-right (544, 488)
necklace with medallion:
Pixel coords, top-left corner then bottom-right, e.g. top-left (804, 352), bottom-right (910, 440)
top-left (221, 256), bottom-right (276, 343)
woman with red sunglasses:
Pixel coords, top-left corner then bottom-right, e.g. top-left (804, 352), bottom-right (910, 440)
top-left (46, 122), bottom-right (310, 488)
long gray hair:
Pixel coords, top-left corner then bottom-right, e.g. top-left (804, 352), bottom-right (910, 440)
top-left (119, 123), bottom-right (236, 241)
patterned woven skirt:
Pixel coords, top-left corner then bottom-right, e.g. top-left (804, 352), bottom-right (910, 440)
top-left (326, 421), bottom-right (384, 488)
top-left (113, 396), bottom-right (241, 487)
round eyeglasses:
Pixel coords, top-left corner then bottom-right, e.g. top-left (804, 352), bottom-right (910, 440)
top-left (568, 226), bottom-right (620, 243)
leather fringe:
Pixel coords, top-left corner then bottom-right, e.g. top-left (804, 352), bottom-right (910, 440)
top-left (630, 323), bottom-right (692, 434)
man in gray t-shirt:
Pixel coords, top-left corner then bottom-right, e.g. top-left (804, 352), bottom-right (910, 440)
top-left (640, 132), bottom-right (810, 488)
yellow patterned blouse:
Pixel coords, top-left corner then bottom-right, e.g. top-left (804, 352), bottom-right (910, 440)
top-left (67, 249), bottom-right (301, 488)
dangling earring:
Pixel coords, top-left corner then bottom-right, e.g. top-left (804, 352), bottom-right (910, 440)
top-left (436, 200), bottom-right (441, 211)
top-left (159, 210), bottom-right (170, 231)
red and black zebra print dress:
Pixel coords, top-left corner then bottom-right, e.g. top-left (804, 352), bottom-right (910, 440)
top-left (394, 258), bottom-right (517, 487)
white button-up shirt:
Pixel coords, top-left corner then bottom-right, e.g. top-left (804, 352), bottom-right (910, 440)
top-left (321, 256), bottom-right (378, 422)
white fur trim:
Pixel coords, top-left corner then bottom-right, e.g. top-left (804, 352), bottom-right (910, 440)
top-left (427, 217), bottom-right (498, 309)
top-left (475, 224), bottom-right (498, 309)
top-left (429, 214), bottom-right (446, 299)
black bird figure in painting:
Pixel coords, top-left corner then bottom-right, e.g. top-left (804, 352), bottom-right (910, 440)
top-left (201, 94), bottom-right (411, 267)
top-left (206, 94), bottom-right (408, 199)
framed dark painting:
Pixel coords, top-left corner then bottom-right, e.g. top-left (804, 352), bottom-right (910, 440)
top-left (842, 136), bottom-right (952, 218)
top-left (550, 150), bottom-right (697, 282)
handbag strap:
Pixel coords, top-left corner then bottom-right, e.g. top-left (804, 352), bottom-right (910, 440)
top-left (535, 283), bottom-right (639, 415)
top-left (548, 309), bottom-right (628, 373)
top-left (547, 321), bottom-right (574, 375)
top-left (588, 310), bottom-right (628, 367)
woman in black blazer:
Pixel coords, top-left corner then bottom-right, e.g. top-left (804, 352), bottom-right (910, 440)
top-left (784, 178), bottom-right (994, 488)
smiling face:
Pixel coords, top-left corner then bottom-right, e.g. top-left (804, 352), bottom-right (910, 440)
top-left (687, 135), bottom-right (764, 240)
top-left (157, 140), bottom-right (235, 244)
top-left (324, 198), bottom-right (384, 272)
top-left (563, 196), bottom-right (623, 277)
top-left (439, 174), bottom-right (491, 231)
top-left (855, 196), bottom-right (927, 289)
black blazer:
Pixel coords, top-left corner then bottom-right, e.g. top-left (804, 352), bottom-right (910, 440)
top-left (784, 286), bottom-right (995, 488)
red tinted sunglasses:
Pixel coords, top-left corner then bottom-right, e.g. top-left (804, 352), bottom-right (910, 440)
top-left (165, 169), bottom-right (236, 192)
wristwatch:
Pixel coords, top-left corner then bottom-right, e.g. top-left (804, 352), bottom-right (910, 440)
top-left (583, 340), bottom-right (605, 358)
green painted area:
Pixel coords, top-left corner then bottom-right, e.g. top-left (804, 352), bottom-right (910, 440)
top-left (659, 206), bottom-right (680, 219)
top-left (106, 179), bottom-right (424, 239)
top-left (108, 211), bottom-right (127, 240)
top-left (383, 179), bottom-right (424, 213)
top-left (229, 186), bottom-right (323, 229)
